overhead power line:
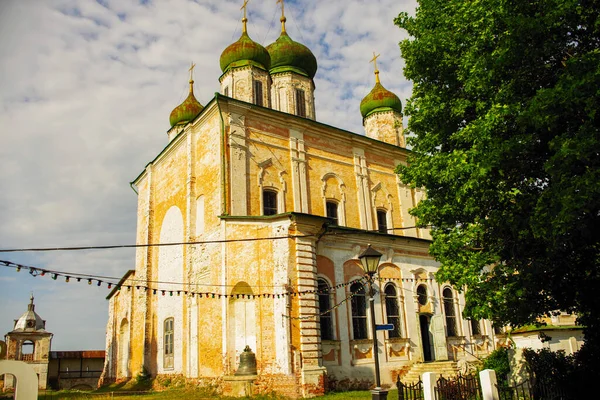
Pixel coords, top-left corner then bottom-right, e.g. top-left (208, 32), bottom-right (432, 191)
top-left (0, 226), bottom-right (427, 254)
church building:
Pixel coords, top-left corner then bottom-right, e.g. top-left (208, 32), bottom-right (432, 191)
top-left (102, 4), bottom-right (501, 397)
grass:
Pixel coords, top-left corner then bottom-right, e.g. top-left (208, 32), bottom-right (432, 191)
top-left (36, 388), bottom-right (399, 400)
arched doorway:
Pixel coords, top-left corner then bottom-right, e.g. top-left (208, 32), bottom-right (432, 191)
top-left (419, 315), bottom-right (434, 362)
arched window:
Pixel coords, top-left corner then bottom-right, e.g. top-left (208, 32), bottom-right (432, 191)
top-left (377, 209), bottom-right (388, 233)
top-left (326, 201), bottom-right (339, 225)
top-left (263, 189), bottom-right (278, 215)
top-left (21, 340), bottom-right (34, 361)
top-left (384, 284), bottom-right (402, 338)
top-left (164, 318), bottom-right (174, 369)
top-left (417, 284), bottom-right (428, 305)
top-left (470, 319), bottom-right (481, 336)
top-left (318, 279), bottom-right (334, 340)
top-left (350, 282), bottom-right (368, 340)
top-left (443, 288), bottom-right (457, 337)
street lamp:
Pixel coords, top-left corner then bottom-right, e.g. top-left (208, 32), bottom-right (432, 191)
top-left (358, 244), bottom-right (387, 400)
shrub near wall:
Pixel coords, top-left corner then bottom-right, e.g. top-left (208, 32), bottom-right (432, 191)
top-left (482, 348), bottom-right (510, 384)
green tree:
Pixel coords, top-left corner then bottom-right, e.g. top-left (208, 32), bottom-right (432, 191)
top-left (395, 0), bottom-right (600, 358)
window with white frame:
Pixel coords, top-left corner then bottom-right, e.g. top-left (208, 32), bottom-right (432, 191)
top-left (350, 282), bottom-right (368, 340)
top-left (384, 283), bottom-right (402, 338)
top-left (470, 319), bottom-right (481, 336)
top-left (417, 284), bottom-right (428, 305)
top-left (443, 288), bottom-right (457, 337)
top-left (262, 189), bottom-right (278, 216)
top-left (163, 318), bottom-right (174, 369)
top-left (318, 279), bottom-right (334, 340)
top-left (326, 200), bottom-right (339, 225)
top-left (377, 209), bottom-right (388, 233)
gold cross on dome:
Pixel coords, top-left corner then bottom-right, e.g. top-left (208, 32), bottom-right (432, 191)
top-left (276, 0), bottom-right (285, 18)
top-left (188, 62), bottom-right (196, 81)
top-left (241, 0), bottom-right (249, 19)
top-left (370, 52), bottom-right (380, 72)
top-left (370, 52), bottom-right (381, 83)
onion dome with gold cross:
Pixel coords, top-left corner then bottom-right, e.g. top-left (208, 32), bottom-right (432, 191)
top-left (220, 8), bottom-right (271, 74)
top-left (266, 13), bottom-right (317, 79)
top-left (360, 54), bottom-right (402, 118)
top-left (169, 65), bottom-right (204, 128)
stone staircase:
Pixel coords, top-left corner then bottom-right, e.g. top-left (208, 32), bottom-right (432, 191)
top-left (400, 361), bottom-right (460, 384)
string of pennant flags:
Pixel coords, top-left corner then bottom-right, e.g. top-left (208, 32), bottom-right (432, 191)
top-left (379, 277), bottom-right (435, 283)
top-left (0, 259), bottom-right (367, 299)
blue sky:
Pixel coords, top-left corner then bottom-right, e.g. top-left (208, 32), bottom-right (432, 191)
top-left (0, 0), bottom-right (417, 351)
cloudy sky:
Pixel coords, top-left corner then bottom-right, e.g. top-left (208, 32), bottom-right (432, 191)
top-left (0, 0), bottom-right (417, 351)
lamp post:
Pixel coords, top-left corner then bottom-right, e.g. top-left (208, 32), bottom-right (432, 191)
top-left (358, 244), bottom-right (387, 400)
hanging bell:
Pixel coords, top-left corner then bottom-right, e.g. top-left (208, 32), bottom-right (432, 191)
top-left (235, 345), bottom-right (257, 376)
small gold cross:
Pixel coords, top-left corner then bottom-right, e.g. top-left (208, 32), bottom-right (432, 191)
top-left (241, 0), bottom-right (249, 19)
top-left (276, 0), bottom-right (285, 18)
top-left (370, 52), bottom-right (380, 73)
top-left (188, 62), bottom-right (196, 81)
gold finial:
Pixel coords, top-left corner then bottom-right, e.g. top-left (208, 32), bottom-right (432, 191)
top-left (241, 0), bottom-right (249, 33)
top-left (188, 62), bottom-right (196, 93)
top-left (370, 52), bottom-right (381, 84)
top-left (276, 0), bottom-right (287, 33)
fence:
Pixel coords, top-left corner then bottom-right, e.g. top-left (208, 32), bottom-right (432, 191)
top-left (497, 378), bottom-right (576, 400)
top-left (397, 376), bottom-right (424, 399)
top-left (403, 370), bottom-right (577, 400)
top-left (434, 374), bottom-right (482, 400)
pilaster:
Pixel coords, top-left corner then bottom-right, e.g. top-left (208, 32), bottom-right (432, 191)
top-left (290, 129), bottom-right (309, 213)
top-left (229, 112), bottom-right (249, 215)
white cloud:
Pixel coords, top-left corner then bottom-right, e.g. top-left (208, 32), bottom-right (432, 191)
top-left (0, 0), bottom-right (417, 350)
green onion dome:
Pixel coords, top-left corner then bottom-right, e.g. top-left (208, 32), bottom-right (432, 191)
top-left (220, 18), bottom-right (271, 73)
top-left (266, 17), bottom-right (317, 78)
top-left (169, 80), bottom-right (203, 127)
top-left (360, 72), bottom-right (402, 118)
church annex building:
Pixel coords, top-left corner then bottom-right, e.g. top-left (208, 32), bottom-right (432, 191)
top-left (101, 5), bottom-right (503, 398)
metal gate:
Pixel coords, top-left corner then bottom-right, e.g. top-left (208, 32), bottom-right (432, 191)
top-left (434, 374), bottom-right (482, 400)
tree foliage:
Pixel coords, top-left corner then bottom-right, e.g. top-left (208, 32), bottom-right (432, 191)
top-left (395, 0), bottom-right (600, 349)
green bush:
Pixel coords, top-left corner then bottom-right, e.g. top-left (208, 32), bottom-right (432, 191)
top-left (482, 347), bottom-right (510, 383)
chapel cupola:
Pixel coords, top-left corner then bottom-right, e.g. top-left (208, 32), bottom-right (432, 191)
top-left (169, 63), bottom-right (204, 134)
top-left (13, 293), bottom-right (46, 331)
top-left (360, 53), bottom-right (405, 147)
top-left (266, 1), bottom-right (317, 120)
top-left (219, 1), bottom-right (271, 108)
top-left (5, 294), bottom-right (53, 390)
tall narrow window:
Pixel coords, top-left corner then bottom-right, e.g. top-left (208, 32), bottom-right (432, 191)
top-left (295, 89), bottom-right (306, 117)
top-left (253, 80), bottom-right (263, 107)
top-left (263, 190), bottom-right (278, 215)
top-left (326, 201), bottom-right (339, 225)
top-left (223, 86), bottom-right (229, 97)
top-left (443, 288), bottom-right (457, 337)
top-left (164, 318), bottom-right (174, 369)
top-left (417, 284), bottom-right (428, 305)
top-left (350, 282), bottom-right (368, 340)
top-left (384, 284), bottom-right (402, 338)
top-left (377, 209), bottom-right (388, 233)
top-left (318, 279), bottom-right (334, 340)
top-left (470, 319), bottom-right (481, 336)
